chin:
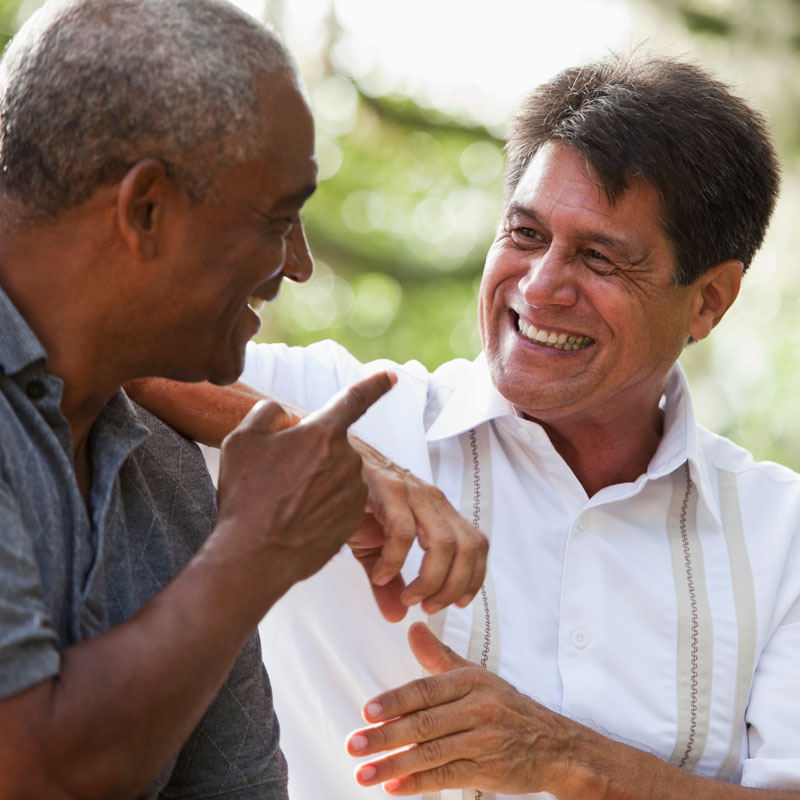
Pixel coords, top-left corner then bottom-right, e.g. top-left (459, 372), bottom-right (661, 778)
top-left (207, 348), bottom-right (247, 386)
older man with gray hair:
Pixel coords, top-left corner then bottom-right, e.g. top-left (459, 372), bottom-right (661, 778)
top-left (0, 0), bottom-right (478, 796)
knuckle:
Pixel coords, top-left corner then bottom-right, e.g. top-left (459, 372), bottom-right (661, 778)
top-left (433, 763), bottom-right (460, 789)
top-left (462, 532), bottom-right (488, 558)
top-left (418, 737), bottom-right (445, 766)
top-left (429, 486), bottom-right (448, 504)
top-left (481, 730), bottom-right (506, 753)
top-left (412, 709), bottom-right (438, 741)
top-left (474, 695), bottom-right (501, 724)
top-left (434, 532), bottom-right (457, 554)
top-left (386, 523), bottom-right (415, 546)
top-left (414, 676), bottom-right (441, 708)
top-left (344, 384), bottom-right (369, 417)
top-left (368, 725), bottom-right (390, 751)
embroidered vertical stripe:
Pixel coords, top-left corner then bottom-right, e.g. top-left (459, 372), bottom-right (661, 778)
top-left (667, 462), bottom-right (714, 772)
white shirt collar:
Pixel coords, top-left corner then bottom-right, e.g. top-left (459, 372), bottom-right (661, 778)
top-left (425, 354), bottom-right (722, 528)
top-left (425, 352), bottom-right (516, 442)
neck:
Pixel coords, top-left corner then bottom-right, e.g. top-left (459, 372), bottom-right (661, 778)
top-left (0, 207), bottom-right (126, 462)
top-left (530, 404), bottom-right (665, 498)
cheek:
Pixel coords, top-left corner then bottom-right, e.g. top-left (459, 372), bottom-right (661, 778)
top-left (478, 251), bottom-right (515, 315)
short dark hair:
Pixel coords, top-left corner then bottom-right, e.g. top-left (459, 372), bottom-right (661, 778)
top-left (0, 0), bottom-right (296, 219)
top-left (505, 52), bottom-right (781, 285)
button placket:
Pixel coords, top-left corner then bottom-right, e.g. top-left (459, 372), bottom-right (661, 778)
top-left (571, 629), bottom-right (591, 649)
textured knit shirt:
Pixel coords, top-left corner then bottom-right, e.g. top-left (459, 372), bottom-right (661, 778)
top-left (0, 286), bottom-right (287, 798)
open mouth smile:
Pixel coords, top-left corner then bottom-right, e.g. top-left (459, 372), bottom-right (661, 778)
top-left (515, 314), bottom-right (594, 351)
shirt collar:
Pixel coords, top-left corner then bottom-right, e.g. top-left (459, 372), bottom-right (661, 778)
top-left (425, 354), bottom-right (721, 528)
top-left (426, 352), bottom-right (516, 442)
top-left (0, 283), bottom-right (48, 375)
top-left (648, 363), bottom-right (721, 527)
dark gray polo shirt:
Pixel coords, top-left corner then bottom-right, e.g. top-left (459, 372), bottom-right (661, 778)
top-left (0, 286), bottom-right (287, 798)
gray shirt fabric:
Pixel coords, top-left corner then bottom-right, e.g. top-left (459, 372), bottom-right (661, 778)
top-left (0, 286), bottom-right (287, 798)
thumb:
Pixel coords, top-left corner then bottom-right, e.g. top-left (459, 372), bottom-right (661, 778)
top-left (237, 399), bottom-right (301, 436)
top-left (408, 621), bottom-right (471, 674)
top-left (303, 370), bottom-right (396, 433)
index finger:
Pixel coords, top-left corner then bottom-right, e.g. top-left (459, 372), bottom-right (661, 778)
top-left (303, 371), bottom-right (397, 432)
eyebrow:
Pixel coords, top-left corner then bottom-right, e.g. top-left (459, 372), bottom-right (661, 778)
top-left (505, 201), bottom-right (643, 259)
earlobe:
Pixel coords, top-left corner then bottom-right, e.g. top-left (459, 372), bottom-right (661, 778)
top-left (687, 259), bottom-right (743, 341)
top-left (116, 159), bottom-right (171, 261)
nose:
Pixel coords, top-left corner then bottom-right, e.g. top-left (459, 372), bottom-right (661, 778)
top-left (282, 222), bottom-right (314, 283)
top-left (518, 245), bottom-right (578, 308)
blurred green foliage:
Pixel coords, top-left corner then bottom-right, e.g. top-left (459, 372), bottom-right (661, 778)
top-left (0, 0), bottom-right (25, 48)
top-left (259, 76), bottom-right (502, 367)
top-left (627, 0), bottom-right (800, 468)
top-left (4, 0), bottom-right (800, 468)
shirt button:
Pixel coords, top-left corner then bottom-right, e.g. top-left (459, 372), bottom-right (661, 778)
top-left (25, 380), bottom-right (47, 400)
top-left (576, 513), bottom-right (589, 531)
top-left (571, 629), bottom-right (591, 649)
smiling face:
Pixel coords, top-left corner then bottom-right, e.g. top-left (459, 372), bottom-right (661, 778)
top-left (479, 141), bottom-right (704, 431)
top-left (159, 77), bottom-right (317, 384)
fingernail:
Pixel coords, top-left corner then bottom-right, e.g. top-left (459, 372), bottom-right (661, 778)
top-left (372, 570), bottom-right (393, 587)
top-left (457, 592), bottom-right (472, 607)
top-left (358, 764), bottom-right (377, 782)
top-left (425, 602), bottom-right (444, 615)
top-left (384, 778), bottom-right (401, 792)
top-left (366, 702), bottom-right (383, 719)
top-left (350, 734), bottom-right (368, 751)
top-left (403, 594), bottom-right (422, 606)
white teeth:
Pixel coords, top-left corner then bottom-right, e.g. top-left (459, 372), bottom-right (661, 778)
top-left (516, 316), bottom-right (593, 350)
top-left (247, 296), bottom-right (265, 313)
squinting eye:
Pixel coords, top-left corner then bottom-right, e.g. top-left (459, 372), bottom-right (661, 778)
top-left (586, 249), bottom-right (607, 261)
top-left (510, 226), bottom-right (541, 242)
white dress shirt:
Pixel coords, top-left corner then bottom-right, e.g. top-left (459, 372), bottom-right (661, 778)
top-left (225, 340), bottom-right (800, 800)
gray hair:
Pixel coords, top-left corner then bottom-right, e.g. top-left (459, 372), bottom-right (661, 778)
top-left (0, 0), bottom-right (297, 218)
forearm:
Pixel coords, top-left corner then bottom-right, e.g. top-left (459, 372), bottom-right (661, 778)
top-left (560, 731), bottom-right (800, 800)
top-left (124, 377), bottom-right (276, 446)
top-left (11, 523), bottom-right (289, 799)
top-left (126, 376), bottom-right (488, 621)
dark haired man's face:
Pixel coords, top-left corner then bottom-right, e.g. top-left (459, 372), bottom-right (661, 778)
top-left (478, 141), bottom-right (702, 430)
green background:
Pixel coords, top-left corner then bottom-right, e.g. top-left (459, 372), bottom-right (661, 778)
top-left (4, 0), bottom-right (800, 468)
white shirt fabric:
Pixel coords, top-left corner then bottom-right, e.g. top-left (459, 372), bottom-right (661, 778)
top-left (225, 339), bottom-right (800, 800)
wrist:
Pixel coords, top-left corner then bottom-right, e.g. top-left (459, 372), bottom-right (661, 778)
top-left (193, 520), bottom-right (292, 627)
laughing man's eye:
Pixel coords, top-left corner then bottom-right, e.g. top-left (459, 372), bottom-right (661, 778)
top-left (509, 226), bottom-right (542, 244)
top-left (583, 248), bottom-right (619, 275)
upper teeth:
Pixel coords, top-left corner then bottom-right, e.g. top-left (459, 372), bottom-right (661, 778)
top-left (247, 296), bottom-right (265, 313)
top-left (517, 317), bottom-right (593, 350)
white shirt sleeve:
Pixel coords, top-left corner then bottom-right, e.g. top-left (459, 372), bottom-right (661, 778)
top-left (741, 599), bottom-right (800, 789)
top-left (239, 340), bottom-right (433, 466)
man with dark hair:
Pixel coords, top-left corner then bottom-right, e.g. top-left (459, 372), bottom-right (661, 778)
top-left (132, 52), bottom-right (800, 798)
top-left (0, 0), bottom-right (485, 797)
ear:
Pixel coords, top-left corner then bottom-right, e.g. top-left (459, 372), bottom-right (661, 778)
top-left (687, 259), bottom-right (743, 342)
top-left (115, 159), bottom-right (174, 261)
